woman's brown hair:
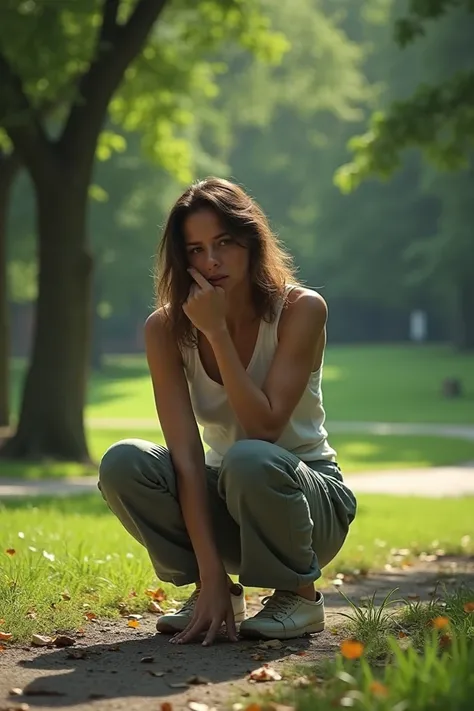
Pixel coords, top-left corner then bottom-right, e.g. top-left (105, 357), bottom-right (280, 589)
top-left (155, 177), bottom-right (299, 349)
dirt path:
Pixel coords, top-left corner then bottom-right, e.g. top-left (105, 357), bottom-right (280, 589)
top-left (1, 559), bottom-right (473, 711)
top-left (1, 462), bottom-right (474, 499)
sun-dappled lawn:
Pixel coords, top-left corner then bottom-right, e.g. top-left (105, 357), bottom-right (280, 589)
top-left (8, 344), bottom-right (474, 425)
top-left (0, 493), bottom-right (472, 641)
top-left (0, 430), bottom-right (473, 479)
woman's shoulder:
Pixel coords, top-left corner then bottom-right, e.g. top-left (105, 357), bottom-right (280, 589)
top-left (284, 285), bottom-right (327, 319)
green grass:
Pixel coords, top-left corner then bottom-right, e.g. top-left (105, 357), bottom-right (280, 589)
top-left (8, 344), bottom-right (474, 425)
top-left (0, 494), bottom-right (472, 641)
top-left (250, 591), bottom-right (474, 711)
top-left (1, 428), bottom-right (473, 479)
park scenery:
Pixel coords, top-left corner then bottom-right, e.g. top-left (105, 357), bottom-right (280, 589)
top-left (0, 1), bottom-right (473, 710)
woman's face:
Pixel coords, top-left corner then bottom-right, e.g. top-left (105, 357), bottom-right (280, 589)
top-left (183, 209), bottom-right (250, 292)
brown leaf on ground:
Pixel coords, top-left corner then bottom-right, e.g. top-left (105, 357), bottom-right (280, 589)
top-left (5, 549), bottom-right (16, 556)
top-left (31, 635), bottom-right (53, 647)
top-left (160, 703), bottom-right (173, 711)
top-left (249, 665), bottom-right (282, 683)
top-left (127, 619), bottom-right (140, 629)
top-left (145, 587), bottom-right (167, 602)
top-left (148, 601), bottom-right (163, 614)
top-left (0, 633), bottom-right (13, 641)
top-left (53, 635), bottom-right (75, 648)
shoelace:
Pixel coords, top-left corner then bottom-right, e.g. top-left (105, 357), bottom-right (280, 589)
top-left (256, 592), bottom-right (297, 618)
top-left (179, 589), bottom-right (199, 613)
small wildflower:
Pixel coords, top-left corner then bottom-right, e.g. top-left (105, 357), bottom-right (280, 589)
top-left (432, 616), bottom-right (449, 629)
top-left (369, 681), bottom-right (389, 697)
top-left (340, 640), bottom-right (364, 660)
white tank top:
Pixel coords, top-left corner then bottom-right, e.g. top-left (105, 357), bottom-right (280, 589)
top-left (182, 289), bottom-right (337, 468)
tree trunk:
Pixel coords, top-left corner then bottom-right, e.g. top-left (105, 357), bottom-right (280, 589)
top-left (0, 177), bottom-right (93, 461)
top-left (0, 153), bottom-right (20, 428)
top-left (90, 271), bottom-right (104, 372)
top-left (453, 275), bottom-right (474, 351)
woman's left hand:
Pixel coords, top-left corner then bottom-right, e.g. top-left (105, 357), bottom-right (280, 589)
top-left (183, 268), bottom-right (227, 337)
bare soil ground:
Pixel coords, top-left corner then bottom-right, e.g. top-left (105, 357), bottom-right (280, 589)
top-left (1, 557), bottom-right (473, 711)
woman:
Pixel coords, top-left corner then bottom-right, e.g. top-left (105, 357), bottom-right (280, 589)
top-left (99, 177), bottom-right (357, 647)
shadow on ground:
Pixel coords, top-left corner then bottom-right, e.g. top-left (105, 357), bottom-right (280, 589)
top-left (1, 559), bottom-right (473, 711)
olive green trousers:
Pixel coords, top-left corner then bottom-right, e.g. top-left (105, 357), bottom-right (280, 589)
top-left (98, 438), bottom-right (357, 591)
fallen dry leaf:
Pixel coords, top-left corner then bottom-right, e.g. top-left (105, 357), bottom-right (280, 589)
top-left (0, 619), bottom-right (5, 624)
top-left (160, 704), bottom-right (172, 711)
top-left (5, 549), bottom-right (16, 556)
top-left (31, 635), bottom-right (53, 647)
top-left (188, 703), bottom-right (213, 711)
top-left (0, 644), bottom-right (6, 653)
top-left (84, 612), bottom-right (97, 621)
top-left (249, 665), bottom-right (282, 683)
top-left (148, 601), bottom-right (163, 614)
top-left (145, 587), bottom-right (167, 602)
top-left (53, 635), bottom-right (75, 648)
top-left (128, 613), bottom-right (143, 621)
top-left (61, 591), bottom-right (71, 601)
top-left (0, 632), bottom-right (13, 641)
top-left (127, 619), bottom-right (140, 629)
top-left (257, 639), bottom-right (283, 650)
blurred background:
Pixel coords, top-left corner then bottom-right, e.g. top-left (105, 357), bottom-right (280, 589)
top-left (0, 0), bottom-right (473, 479)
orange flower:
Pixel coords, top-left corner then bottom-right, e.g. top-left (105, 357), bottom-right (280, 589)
top-left (432, 616), bottom-right (450, 629)
top-left (369, 681), bottom-right (389, 697)
top-left (340, 640), bottom-right (364, 660)
top-left (463, 601), bottom-right (474, 613)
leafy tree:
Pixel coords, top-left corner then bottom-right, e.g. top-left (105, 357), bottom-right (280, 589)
top-left (0, 0), bottom-right (285, 461)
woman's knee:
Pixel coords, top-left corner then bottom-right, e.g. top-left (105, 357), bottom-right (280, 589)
top-left (220, 439), bottom-right (279, 491)
top-left (98, 439), bottom-right (152, 494)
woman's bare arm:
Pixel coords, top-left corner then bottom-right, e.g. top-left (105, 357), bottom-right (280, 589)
top-left (144, 309), bottom-right (222, 582)
top-left (207, 288), bottom-right (327, 442)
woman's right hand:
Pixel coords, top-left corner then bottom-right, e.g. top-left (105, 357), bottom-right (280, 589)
top-left (171, 573), bottom-right (237, 647)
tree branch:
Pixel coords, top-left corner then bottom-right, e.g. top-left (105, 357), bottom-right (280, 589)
top-left (0, 50), bottom-right (52, 182)
top-left (60, 0), bottom-right (169, 172)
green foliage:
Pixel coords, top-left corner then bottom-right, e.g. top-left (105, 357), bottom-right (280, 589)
top-left (336, 2), bottom-right (474, 187)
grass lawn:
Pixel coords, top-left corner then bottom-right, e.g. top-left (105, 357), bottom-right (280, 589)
top-left (0, 493), bottom-right (472, 641)
top-left (8, 344), bottom-right (474, 425)
top-left (1, 429), bottom-right (473, 479)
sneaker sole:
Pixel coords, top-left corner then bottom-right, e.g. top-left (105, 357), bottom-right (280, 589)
top-left (156, 609), bottom-right (247, 634)
top-left (239, 620), bottom-right (325, 640)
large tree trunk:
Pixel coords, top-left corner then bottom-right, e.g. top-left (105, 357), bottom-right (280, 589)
top-left (0, 153), bottom-right (20, 429)
top-left (0, 177), bottom-right (93, 461)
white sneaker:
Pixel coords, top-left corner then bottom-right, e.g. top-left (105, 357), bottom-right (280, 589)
top-left (239, 590), bottom-right (325, 639)
top-left (156, 583), bottom-right (247, 634)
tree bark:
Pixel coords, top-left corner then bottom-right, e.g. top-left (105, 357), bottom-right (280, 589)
top-left (0, 0), bottom-right (169, 461)
top-left (0, 177), bottom-right (93, 460)
top-left (0, 152), bottom-right (20, 429)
